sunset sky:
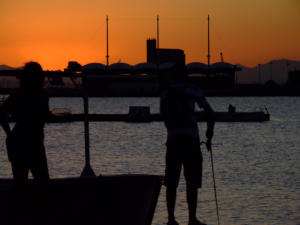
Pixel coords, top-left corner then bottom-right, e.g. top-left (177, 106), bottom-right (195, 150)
top-left (1, 0), bottom-right (300, 70)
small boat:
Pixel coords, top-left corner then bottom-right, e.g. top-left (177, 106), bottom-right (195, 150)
top-left (46, 106), bottom-right (270, 123)
top-left (51, 108), bottom-right (72, 116)
top-left (0, 175), bottom-right (162, 225)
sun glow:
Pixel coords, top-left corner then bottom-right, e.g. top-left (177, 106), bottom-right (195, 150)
top-left (1, 0), bottom-right (299, 70)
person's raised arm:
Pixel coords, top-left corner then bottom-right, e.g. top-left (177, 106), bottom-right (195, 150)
top-left (0, 97), bottom-right (11, 136)
top-left (192, 87), bottom-right (215, 150)
top-left (0, 119), bottom-right (11, 136)
top-left (203, 104), bottom-right (215, 150)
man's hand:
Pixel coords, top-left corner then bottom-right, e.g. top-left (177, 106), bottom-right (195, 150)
top-left (206, 138), bottom-right (212, 152)
top-left (206, 128), bottom-right (213, 140)
top-left (205, 125), bottom-right (214, 151)
top-left (204, 104), bottom-right (214, 151)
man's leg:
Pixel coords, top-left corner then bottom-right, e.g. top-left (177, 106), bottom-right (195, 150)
top-left (165, 141), bottom-right (181, 225)
top-left (186, 184), bottom-right (197, 222)
top-left (9, 160), bottom-right (29, 225)
top-left (187, 184), bottom-right (207, 225)
top-left (184, 140), bottom-right (206, 225)
top-left (187, 184), bottom-right (206, 225)
top-left (166, 186), bottom-right (177, 223)
top-left (30, 151), bottom-right (50, 225)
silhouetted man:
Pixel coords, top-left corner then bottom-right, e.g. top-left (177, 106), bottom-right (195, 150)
top-left (0, 62), bottom-right (51, 224)
top-left (160, 64), bottom-right (215, 225)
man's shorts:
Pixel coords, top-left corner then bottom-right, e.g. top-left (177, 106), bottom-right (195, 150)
top-left (165, 136), bottom-right (203, 188)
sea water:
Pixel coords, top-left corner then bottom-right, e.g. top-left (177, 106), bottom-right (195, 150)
top-left (0, 96), bottom-right (299, 225)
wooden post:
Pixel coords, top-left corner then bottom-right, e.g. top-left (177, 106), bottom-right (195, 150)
top-left (81, 74), bottom-right (96, 177)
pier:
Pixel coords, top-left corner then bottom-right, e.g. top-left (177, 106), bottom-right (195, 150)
top-left (46, 111), bottom-right (270, 123)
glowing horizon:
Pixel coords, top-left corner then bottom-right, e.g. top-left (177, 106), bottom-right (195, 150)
top-left (1, 0), bottom-right (300, 70)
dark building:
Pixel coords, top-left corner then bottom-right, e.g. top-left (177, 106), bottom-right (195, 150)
top-left (188, 62), bottom-right (240, 89)
top-left (147, 39), bottom-right (185, 65)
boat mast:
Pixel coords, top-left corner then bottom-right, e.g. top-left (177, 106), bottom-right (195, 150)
top-left (81, 76), bottom-right (96, 177)
top-left (106, 15), bottom-right (109, 66)
top-left (207, 14), bottom-right (211, 67)
top-left (269, 62), bottom-right (273, 81)
top-left (258, 64), bottom-right (261, 85)
top-left (157, 15), bottom-right (159, 49)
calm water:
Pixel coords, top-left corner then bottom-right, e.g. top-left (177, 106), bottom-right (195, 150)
top-left (1, 96), bottom-right (300, 225)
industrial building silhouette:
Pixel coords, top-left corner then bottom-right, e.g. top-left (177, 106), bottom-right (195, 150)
top-left (147, 39), bottom-right (185, 66)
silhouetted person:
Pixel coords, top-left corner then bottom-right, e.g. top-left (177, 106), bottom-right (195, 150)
top-left (160, 64), bottom-right (215, 225)
top-left (0, 62), bottom-right (51, 224)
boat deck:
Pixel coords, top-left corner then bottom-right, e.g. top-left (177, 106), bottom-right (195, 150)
top-left (0, 175), bottom-right (162, 225)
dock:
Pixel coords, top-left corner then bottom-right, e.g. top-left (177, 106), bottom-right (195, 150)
top-left (46, 111), bottom-right (270, 123)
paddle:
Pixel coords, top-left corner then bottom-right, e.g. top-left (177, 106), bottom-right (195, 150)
top-left (80, 75), bottom-right (96, 177)
top-left (201, 140), bottom-right (221, 225)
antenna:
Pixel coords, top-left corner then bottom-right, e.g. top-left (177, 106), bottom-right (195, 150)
top-left (220, 52), bottom-right (224, 62)
top-left (157, 15), bottom-right (159, 49)
top-left (207, 15), bottom-right (211, 67)
top-left (269, 62), bottom-right (273, 81)
top-left (106, 15), bottom-right (109, 66)
top-left (258, 64), bottom-right (261, 85)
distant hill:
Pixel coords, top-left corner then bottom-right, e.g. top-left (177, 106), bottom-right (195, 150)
top-left (236, 59), bottom-right (300, 85)
top-left (0, 64), bottom-right (23, 70)
top-left (0, 65), bottom-right (16, 70)
top-left (0, 65), bottom-right (20, 88)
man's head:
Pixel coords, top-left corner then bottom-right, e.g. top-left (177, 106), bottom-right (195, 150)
top-left (159, 63), bottom-right (188, 92)
top-left (170, 63), bottom-right (188, 81)
top-left (20, 62), bottom-right (44, 89)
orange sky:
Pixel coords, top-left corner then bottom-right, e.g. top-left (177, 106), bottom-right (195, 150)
top-left (1, 0), bottom-right (300, 70)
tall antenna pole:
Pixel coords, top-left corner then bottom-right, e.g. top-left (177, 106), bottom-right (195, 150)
top-left (157, 15), bottom-right (159, 49)
top-left (258, 64), bottom-right (261, 85)
top-left (106, 15), bottom-right (109, 66)
top-left (81, 75), bottom-right (96, 177)
top-left (207, 14), bottom-right (211, 67)
top-left (269, 62), bottom-right (273, 81)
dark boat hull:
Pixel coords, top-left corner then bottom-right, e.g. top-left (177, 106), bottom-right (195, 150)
top-left (0, 175), bottom-right (162, 225)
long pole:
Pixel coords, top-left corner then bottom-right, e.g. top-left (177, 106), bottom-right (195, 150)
top-left (269, 62), bottom-right (273, 81)
top-left (206, 142), bottom-right (221, 225)
top-left (106, 15), bottom-right (109, 67)
top-left (157, 15), bottom-right (159, 49)
top-left (80, 75), bottom-right (96, 177)
top-left (207, 14), bottom-right (211, 67)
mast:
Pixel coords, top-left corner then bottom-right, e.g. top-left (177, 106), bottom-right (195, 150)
top-left (207, 15), bottom-right (211, 67)
top-left (106, 15), bottom-right (109, 66)
top-left (157, 15), bottom-right (159, 49)
top-left (80, 75), bottom-right (96, 177)
top-left (258, 64), bottom-right (261, 85)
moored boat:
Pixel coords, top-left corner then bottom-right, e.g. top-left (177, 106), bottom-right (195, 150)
top-left (45, 106), bottom-right (270, 123)
top-left (0, 175), bottom-right (162, 225)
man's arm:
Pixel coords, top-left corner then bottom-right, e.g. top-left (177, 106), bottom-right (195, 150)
top-left (0, 121), bottom-right (10, 136)
top-left (203, 104), bottom-right (215, 150)
top-left (43, 94), bottom-right (52, 121)
top-left (190, 87), bottom-right (215, 141)
top-left (0, 97), bottom-right (11, 136)
top-left (187, 85), bottom-right (215, 148)
top-left (0, 103), bottom-right (11, 136)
